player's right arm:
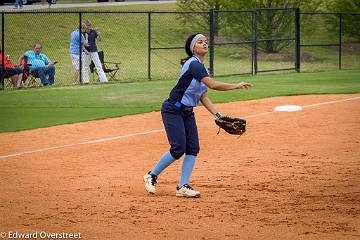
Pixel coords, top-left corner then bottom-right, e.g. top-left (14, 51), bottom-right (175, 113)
top-left (201, 76), bottom-right (252, 91)
top-left (189, 60), bottom-right (252, 91)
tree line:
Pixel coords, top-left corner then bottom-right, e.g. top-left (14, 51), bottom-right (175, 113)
top-left (176, 0), bottom-right (360, 53)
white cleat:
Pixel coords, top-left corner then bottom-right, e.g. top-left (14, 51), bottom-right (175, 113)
top-left (176, 184), bottom-right (200, 198)
top-left (143, 172), bottom-right (157, 194)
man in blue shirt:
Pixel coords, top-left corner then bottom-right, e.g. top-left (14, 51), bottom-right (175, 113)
top-left (24, 43), bottom-right (56, 86)
top-left (69, 24), bottom-right (89, 84)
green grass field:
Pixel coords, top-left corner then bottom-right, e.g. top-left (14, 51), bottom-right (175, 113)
top-left (1, 70), bottom-right (359, 132)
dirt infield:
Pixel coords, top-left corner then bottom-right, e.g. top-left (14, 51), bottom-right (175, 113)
top-left (0, 94), bottom-right (359, 240)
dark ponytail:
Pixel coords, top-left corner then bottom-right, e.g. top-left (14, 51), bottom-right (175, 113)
top-left (180, 33), bottom-right (199, 65)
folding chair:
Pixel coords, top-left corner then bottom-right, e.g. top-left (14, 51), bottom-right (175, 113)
top-left (21, 56), bottom-right (41, 88)
top-left (89, 51), bottom-right (120, 82)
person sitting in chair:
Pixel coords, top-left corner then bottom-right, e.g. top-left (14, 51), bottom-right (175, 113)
top-left (21, 43), bottom-right (56, 86)
top-left (0, 52), bottom-right (23, 88)
top-left (84, 20), bottom-right (108, 83)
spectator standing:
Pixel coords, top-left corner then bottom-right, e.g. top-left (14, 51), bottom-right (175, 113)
top-left (69, 24), bottom-right (89, 84)
top-left (41, 0), bottom-right (52, 7)
top-left (84, 20), bottom-right (108, 83)
top-left (14, 0), bottom-right (23, 9)
top-left (47, 0), bottom-right (52, 8)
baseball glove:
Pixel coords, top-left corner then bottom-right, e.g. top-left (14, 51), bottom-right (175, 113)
top-left (215, 116), bottom-right (246, 135)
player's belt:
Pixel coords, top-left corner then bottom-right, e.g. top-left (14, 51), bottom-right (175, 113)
top-left (168, 98), bottom-right (193, 112)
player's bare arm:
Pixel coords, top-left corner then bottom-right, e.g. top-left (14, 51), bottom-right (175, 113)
top-left (200, 93), bottom-right (218, 116)
top-left (201, 76), bottom-right (252, 91)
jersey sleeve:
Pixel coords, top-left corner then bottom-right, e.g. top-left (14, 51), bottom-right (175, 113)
top-left (189, 61), bottom-right (209, 81)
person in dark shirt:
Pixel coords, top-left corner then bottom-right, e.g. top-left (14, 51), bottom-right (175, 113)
top-left (47, 0), bottom-right (53, 8)
top-left (84, 20), bottom-right (108, 83)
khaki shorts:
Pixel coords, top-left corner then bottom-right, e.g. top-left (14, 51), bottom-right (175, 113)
top-left (70, 54), bottom-right (81, 70)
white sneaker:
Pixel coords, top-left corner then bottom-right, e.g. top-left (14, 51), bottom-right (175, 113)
top-left (176, 184), bottom-right (200, 198)
top-left (143, 171), bottom-right (157, 194)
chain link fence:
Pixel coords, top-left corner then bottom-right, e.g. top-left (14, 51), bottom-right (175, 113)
top-left (149, 11), bottom-right (209, 80)
top-left (1, 9), bottom-right (359, 90)
top-left (212, 10), bottom-right (254, 76)
top-left (301, 12), bottom-right (360, 72)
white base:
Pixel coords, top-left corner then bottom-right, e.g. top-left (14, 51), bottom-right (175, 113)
top-left (274, 105), bottom-right (303, 112)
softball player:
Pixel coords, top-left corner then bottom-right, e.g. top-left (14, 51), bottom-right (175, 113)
top-left (144, 33), bottom-right (252, 197)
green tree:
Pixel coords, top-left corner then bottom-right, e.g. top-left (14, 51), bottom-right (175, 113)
top-left (325, 0), bottom-right (360, 41)
top-left (177, 0), bottom-right (320, 53)
top-left (176, 0), bottom-right (227, 36)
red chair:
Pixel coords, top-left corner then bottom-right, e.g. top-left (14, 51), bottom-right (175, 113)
top-left (21, 55), bottom-right (41, 87)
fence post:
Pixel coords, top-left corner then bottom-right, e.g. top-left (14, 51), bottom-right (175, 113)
top-left (209, 8), bottom-right (215, 77)
top-left (252, 9), bottom-right (257, 75)
top-left (1, 13), bottom-right (4, 90)
top-left (339, 13), bottom-right (342, 70)
top-left (295, 8), bottom-right (301, 72)
top-left (148, 11), bottom-right (151, 80)
top-left (79, 12), bottom-right (83, 84)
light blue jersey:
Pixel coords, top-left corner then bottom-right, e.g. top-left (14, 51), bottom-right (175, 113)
top-left (169, 56), bottom-right (209, 107)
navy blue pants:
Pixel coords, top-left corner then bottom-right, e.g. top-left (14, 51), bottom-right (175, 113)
top-left (161, 99), bottom-right (200, 159)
